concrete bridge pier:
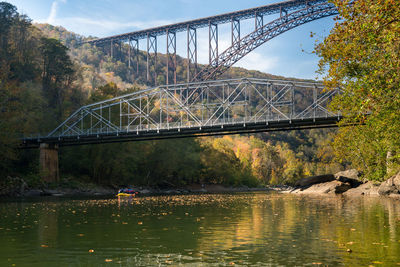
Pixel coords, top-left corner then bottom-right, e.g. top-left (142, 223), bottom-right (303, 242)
top-left (39, 143), bottom-right (59, 183)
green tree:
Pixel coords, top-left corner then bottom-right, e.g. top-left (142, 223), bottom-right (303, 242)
top-left (0, 2), bottom-right (17, 59)
top-left (315, 0), bottom-right (400, 181)
top-left (40, 37), bottom-right (74, 120)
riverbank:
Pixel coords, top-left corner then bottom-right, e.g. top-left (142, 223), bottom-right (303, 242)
top-left (277, 169), bottom-right (400, 199)
top-left (0, 177), bottom-right (269, 198)
top-left (3, 169), bottom-right (400, 199)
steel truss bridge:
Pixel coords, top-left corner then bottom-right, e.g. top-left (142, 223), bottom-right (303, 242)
top-left (84, 0), bottom-right (338, 84)
top-left (22, 0), bottom-right (343, 148)
top-left (23, 78), bottom-right (342, 148)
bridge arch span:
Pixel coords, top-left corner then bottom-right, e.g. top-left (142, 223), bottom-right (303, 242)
top-left (194, 1), bottom-right (338, 81)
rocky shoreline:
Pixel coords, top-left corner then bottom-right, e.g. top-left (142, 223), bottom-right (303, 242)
top-left (278, 169), bottom-right (400, 199)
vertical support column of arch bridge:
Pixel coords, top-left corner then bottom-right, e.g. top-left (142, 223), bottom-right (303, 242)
top-left (118, 40), bottom-right (123, 61)
top-left (128, 37), bottom-right (139, 79)
top-left (255, 12), bottom-right (264, 29)
top-left (147, 33), bottom-right (157, 85)
top-left (110, 40), bottom-right (113, 58)
top-left (166, 29), bottom-right (177, 85)
top-left (39, 143), bottom-right (59, 183)
top-left (209, 22), bottom-right (218, 66)
top-left (231, 18), bottom-right (240, 47)
top-left (187, 26), bottom-right (197, 83)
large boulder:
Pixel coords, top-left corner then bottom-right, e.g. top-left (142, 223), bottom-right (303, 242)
top-left (334, 169), bottom-right (362, 188)
top-left (295, 174), bottom-right (335, 187)
top-left (335, 169), bottom-right (359, 180)
top-left (343, 181), bottom-right (380, 197)
top-left (292, 180), bottom-right (351, 194)
top-left (378, 172), bottom-right (400, 196)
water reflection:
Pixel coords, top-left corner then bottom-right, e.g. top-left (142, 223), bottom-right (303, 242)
top-left (0, 193), bottom-right (400, 266)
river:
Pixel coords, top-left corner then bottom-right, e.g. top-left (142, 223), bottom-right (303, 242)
top-left (1, 192), bottom-right (400, 266)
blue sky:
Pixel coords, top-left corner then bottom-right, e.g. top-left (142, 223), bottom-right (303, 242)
top-left (7, 0), bottom-right (336, 79)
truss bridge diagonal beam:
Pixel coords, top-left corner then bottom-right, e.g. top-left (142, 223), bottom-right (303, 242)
top-left (166, 30), bottom-right (177, 85)
top-left (22, 78), bottom-right (343, 148)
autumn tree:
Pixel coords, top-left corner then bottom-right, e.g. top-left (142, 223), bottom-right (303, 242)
top-left (316, 0), bottom-right (400, 181)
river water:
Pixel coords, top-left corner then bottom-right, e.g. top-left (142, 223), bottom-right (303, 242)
top-left (1, 192), bottom-right (400, 266)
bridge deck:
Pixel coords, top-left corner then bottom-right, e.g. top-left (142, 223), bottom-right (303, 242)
top-left (22, 116), bottom-right (341, 148)
top-left (85, 0), bottom-right (327, 45)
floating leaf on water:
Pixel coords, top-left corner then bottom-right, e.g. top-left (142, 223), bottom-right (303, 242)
top-left (105, 259), bottom-right (113, 262)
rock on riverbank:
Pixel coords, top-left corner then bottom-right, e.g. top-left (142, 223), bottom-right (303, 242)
top-left (283, 169), bottom-right (400, 198)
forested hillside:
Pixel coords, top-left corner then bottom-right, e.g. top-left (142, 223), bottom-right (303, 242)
top-left (0, 2), bottom-right (343, 189)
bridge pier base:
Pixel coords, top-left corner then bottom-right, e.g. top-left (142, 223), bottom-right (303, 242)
top-left (39, 143), bottom-right (59, 183)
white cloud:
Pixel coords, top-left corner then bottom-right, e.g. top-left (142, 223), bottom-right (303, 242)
top-left (47, 0), bottom-right (66, 24)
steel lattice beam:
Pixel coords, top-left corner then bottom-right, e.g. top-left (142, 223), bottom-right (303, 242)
top-left (146, 34), bottom-right (157, 84)
top-left (187, 26), bottom-right (197, 83)
top-left (166, 30), bottom-right (177, 85)
top-left (231, 18), bottom-right (240, 47)
top-left (255, 12), bottom-right (264, 29)
top-left (209, 22), bottom-right (218, 66)
top-left (128, 37), bottom-right (139, 77)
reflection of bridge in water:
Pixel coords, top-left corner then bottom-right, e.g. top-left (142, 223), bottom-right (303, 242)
top-left (23, 78), bottom-right (341, 148)
top-left (21, 0), bottom-right (341, 181)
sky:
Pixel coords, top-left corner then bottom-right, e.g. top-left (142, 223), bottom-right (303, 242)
top-left (6, 0), bottom-right (336, 79)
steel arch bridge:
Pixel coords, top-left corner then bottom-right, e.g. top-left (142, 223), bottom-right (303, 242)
top-left (23, 78), bottom-right (342, 148)
top-left (83, 0), bottom-right (338, 85)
